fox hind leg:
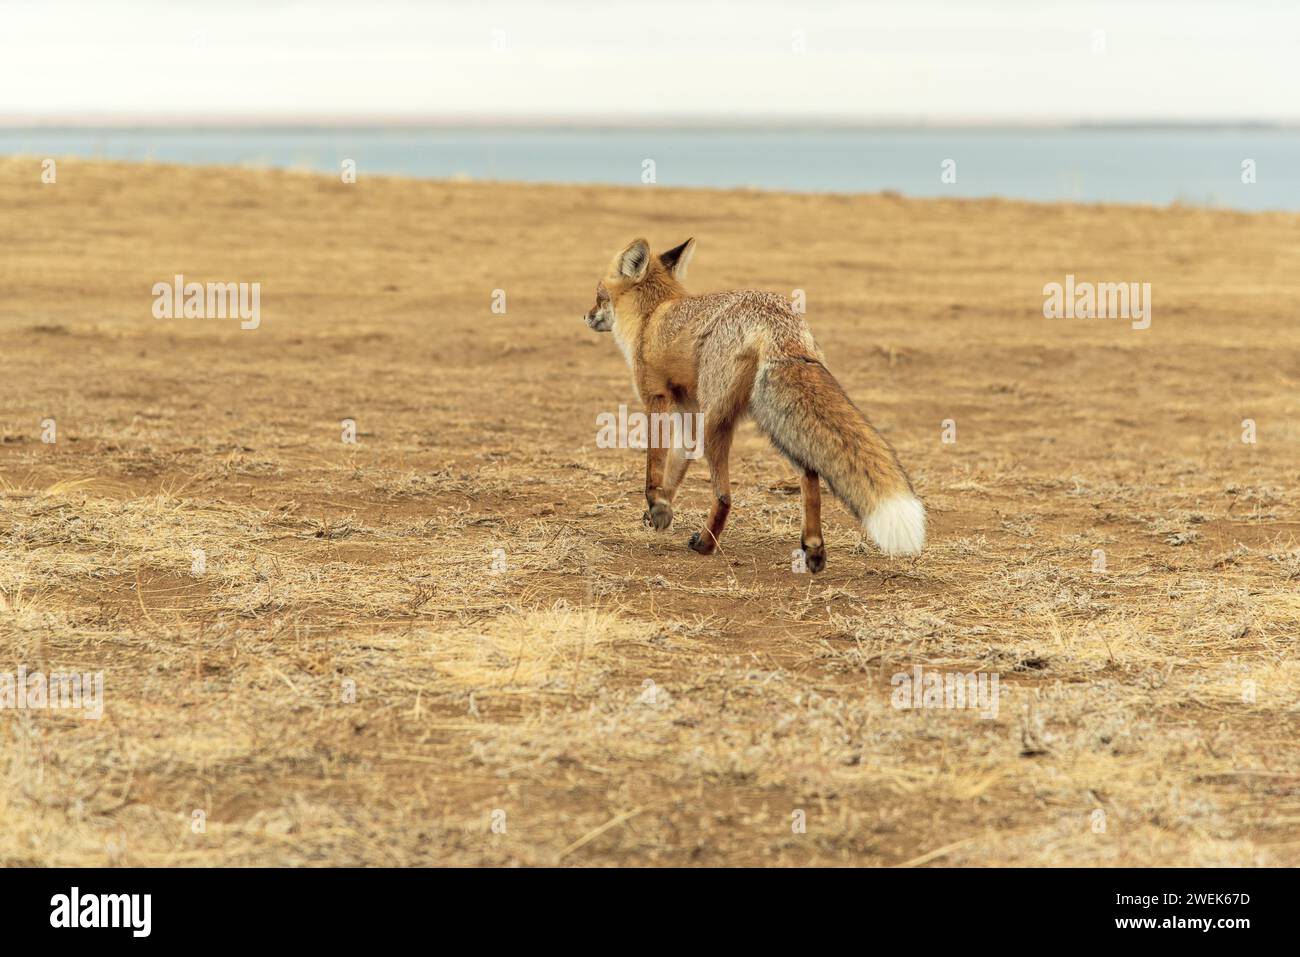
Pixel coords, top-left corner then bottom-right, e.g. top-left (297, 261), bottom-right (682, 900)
top-left (800, 468), bottom-right (826, 573)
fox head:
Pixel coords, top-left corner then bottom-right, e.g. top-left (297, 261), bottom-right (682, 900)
top-left (584, 237), bottom-right (695, 332)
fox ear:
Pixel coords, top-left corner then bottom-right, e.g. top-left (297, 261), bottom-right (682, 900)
top-left (617, 238), bottom-right (651, 281)
top-left (659, 238), bottom-right (696, 280)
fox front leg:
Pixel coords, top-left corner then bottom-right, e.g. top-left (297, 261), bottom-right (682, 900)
top-left (687, 416), bottom-right (735, 555)
top-left (641, 394), bottom-right (674, 530)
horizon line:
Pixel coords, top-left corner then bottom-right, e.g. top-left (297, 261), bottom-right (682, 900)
top-left (1, 113), bottom-right (1297, 131)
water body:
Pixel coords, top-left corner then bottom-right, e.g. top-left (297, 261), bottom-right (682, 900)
top-left (4, 126), bottom-right (1297, 211)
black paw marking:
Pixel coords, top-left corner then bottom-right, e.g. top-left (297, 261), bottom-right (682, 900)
top-left (688, 531), bottom-right (715, 554)
top-left (648, 501), bottom-right (673, 530)
top-left (801, 538), bottom-right (826, 574)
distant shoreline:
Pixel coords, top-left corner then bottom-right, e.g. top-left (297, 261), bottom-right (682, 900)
top-left (8, 128), bottom-right (1298, 212)
top-left (6, 155), bottom-right (1298, 218)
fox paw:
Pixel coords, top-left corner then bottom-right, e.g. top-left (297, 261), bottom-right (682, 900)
top-left (688, 531), bottom-right (716, 555)
top-left (801, 537), bottom-right (826, 573)
top-left (804, 546), bottom-right (826, 573)
top-left (643, 502), bottom-right (673, 531)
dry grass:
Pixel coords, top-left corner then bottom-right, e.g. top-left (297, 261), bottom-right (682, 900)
top-left (1, 156), bottom-right (1298, 865)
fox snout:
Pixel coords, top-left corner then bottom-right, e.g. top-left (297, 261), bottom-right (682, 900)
top-left (584, 306), bottom-right (612, 332)
top-left (585, 283), bottom-right (614, 332)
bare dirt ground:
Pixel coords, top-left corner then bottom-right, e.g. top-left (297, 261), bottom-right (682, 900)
top-left (1, 157), bottom-right (1298, 866)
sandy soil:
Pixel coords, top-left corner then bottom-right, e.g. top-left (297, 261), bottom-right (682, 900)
top-left (1, 156), bottom-right (1298, 866)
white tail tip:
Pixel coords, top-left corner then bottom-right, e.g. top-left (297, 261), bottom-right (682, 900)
top-left (865, 493), bottom-right (926, 557)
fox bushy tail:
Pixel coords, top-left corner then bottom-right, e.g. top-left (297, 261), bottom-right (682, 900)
top-left (749, 357), bottom-right (925, 556)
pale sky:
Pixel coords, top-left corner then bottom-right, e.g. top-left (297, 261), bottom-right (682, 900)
top-left (3, 0), bottom-right (1297, 123)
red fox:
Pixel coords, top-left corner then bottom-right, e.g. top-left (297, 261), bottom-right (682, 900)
top-left (584, 238), bottom-right (924, 573)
